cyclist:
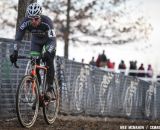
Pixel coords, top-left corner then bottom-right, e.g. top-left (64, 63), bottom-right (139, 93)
top-left (10, 2), bottom-right (56, 100)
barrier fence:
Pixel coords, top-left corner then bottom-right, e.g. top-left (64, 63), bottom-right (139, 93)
top-left (100, 68), bottom-right (159, 82)
top-left (0, 38), bottom-right (160, 120)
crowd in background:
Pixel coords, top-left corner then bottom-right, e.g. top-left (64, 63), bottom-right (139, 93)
top-left (88, 50), bottom-right (160, 82)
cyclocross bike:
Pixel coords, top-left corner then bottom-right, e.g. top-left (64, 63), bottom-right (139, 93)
top-left (13, 56), bottom-right (59, 128)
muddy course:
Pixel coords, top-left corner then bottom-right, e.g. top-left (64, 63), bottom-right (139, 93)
top-left (0, 115), bottom-right (160, 130)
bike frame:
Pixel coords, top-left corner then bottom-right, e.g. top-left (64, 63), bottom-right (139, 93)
top-left (15, 56), bottom-right (48, 94)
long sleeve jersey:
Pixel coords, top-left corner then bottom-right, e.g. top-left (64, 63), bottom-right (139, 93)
top-left (15, 15), bottom-right (56, 50)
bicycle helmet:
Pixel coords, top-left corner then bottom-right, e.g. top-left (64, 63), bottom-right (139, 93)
top-left (26, 3), bottom-right (42, 17)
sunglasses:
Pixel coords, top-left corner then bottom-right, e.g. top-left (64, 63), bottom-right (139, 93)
top-left (29, 16), bottom-right (40, 21)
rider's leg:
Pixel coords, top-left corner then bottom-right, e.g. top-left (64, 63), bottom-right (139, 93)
top-left (42, 41), bottom-right (56, 88)
top-left (30, 43), bottom-right (43, 109)
top-left (42, 41), bottom-right (56, 100)
top-left (30, 43), bottom-right (43, 86)
top-left (43, 51), bottom-right (55, 100)
top-left (35, 59), bottom-right (41, 85)
top-left (45, 50), bottom-right (55, 88)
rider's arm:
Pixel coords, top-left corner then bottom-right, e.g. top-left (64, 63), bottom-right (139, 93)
top-left (45, 17), bottom-right (57, 53)
top-left (14, 17), bottom-right (30, 50)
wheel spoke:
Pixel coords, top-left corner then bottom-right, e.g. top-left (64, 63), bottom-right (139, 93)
top-left (16, 75), bottom-right (39, 128)
top-left (43, 78), bottom-right (59, 124)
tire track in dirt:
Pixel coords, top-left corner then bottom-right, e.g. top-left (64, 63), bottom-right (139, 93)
top-left (0, 115), bottom-right (160, 130)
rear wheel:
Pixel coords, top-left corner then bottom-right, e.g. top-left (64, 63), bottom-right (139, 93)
top-left (16, 75), bottom-right (39, 128)
top-left (43, 77), bottom-right (59, 124)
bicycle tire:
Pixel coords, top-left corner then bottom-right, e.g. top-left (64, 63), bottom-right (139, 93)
top-left (16, 75), bottom-right (39, 128)
top-left (43, 77), bottom-right (60, 124)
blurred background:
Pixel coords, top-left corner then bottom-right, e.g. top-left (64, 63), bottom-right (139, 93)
top-left (0, 0), bottom-right (160, 76)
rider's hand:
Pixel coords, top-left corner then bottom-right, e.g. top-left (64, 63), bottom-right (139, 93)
top-left (10, 50), bottom-right (18, 63)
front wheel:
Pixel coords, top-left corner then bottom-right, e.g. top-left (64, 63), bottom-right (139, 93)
top-left (16, 75), bottom-right (39, 128)
top-left (43, 77), bottom-right (60, 124)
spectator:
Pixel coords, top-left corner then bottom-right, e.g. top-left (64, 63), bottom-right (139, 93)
top-left (107, 59), bottom-right (114, 69)
top-left (89, 56), bottom-right (96, 66)
top-left (147, 64), bottom-right (153, 78)
top-left (118, 60), bottom-right (126, 74)
top-left (96, 54), bottom-right (101, 67)
top-left (157, 73), bottom-right (160, 83)
top-left (137, 63), bottom-right (145, 77)
top-left (135, 60), bottom-right (137, 69)
top-left (129, 61), bottom-right (137, 77)
top-left (99, 50), bottom-right (107, 67)
top-left (81, 58), bottom-right (84, 63)
top-left (101, 50), bottom-right (107, 62)
top-left (112, 62), bottom-right (115, 69)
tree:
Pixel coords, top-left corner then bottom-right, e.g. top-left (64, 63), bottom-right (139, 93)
top-left (42, 0), bottom-right (152, 59)
top-left (65, 0), bottom-right (70, 59)
top-left (16, 0), bottom-right (37, 40)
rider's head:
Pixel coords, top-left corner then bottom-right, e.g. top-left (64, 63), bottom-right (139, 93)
top-left (26, 3), bottom-right (42, 27)
top-left (27, 3), bottom-right (42, 18)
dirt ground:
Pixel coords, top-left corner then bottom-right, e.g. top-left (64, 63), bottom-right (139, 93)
top-left (0, 115), bottom-right (160, 130)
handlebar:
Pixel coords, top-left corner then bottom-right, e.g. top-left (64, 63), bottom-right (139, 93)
top-left (17, 56), bottom-right (33, 59)
top-left (13, 55), bottom-right (41, 68)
